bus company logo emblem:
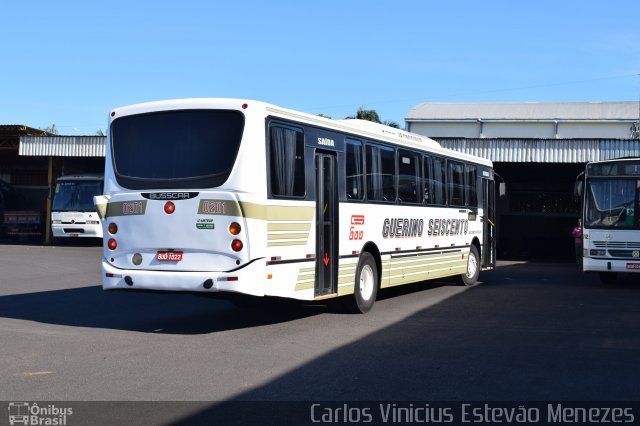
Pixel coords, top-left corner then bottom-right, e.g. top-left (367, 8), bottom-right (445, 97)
top-left (633, 250), bottom-right (639, 258)
top-left (349, 215), bottom-right (365, 240)
top-left (122, 201), bottom-right (144, 215)
top-left (351, 215), bottom-right (365, 225)
top-left (317, 137), bottom-right (335, 147)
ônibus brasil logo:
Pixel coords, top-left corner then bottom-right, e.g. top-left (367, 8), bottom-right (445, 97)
top-left (8, 402), bottom-right (73, 425)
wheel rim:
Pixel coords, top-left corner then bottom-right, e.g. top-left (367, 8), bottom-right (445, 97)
top-left (359, 264), bottom-right (375, 301)
top-left (465, 251), bottom-right (478, 279)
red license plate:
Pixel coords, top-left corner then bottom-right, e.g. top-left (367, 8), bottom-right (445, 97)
top-left (626, 263), bottom-right (640, 270)
top-left (156, 251), bottom-right (183, 262)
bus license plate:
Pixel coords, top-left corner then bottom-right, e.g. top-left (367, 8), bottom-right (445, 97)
top-left (156, 251), bottom-right (183, 262)
top-left (626, 263), bottom-right (640, 270)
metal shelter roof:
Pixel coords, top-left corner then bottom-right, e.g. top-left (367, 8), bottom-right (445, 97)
top-left (19, 136), bottom-right (106, 157)
top-left (406, 102), bottom-right (640, 122)
top-left (435, 138), bottom-right (640, 163)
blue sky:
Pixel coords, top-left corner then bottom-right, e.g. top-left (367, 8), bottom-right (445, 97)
top-left (2, 1), bottom-right (639, 135)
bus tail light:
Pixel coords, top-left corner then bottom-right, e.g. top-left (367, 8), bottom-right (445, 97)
top-left (229, 222), bottom-right (241, 235)
top-left (164, 202), bottom-right (175, 214)
top-left (108, 223), bottom-right (118, 234)
top-left (231, 239), bottom-right (243, 252)
top-left (107, 238), bottom-right (117, 250)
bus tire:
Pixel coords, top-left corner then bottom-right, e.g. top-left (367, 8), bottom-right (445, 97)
top-left (598, 272), bottom-right (617, 284)
top-left (457, 245), bottom-right (480, 286)
top-left (346, 252), bottom-right (378, 314)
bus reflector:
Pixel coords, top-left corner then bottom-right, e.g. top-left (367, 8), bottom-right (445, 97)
top-left (219, 276), bottom-right (239, 282)
top-left (229, 222), bottom-right (241, 235)
top-left (242, 103), bottom-right (248, 109)
top-left (107, 238), bottom-right (117, 250)
top-left (106, 273), bottom-right (114, 278)
top-left (231, 239), bottom-right (243, 252)
top-left (164, 201), bottom-right (175, 214)
top-left (267, 274), bottom-right (273, 279)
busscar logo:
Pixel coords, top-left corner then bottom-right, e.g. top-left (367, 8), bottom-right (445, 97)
top-left (142, 192), bottom-right (198, 200)
top-left (8, 402), bottom-right (73, 425)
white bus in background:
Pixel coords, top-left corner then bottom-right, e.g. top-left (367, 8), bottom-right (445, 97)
top-left (51, 175), bottom-right (104, 239)
top-left (95, 99), bottom-right (502, 313)
top-left (576, 158), bottom-right (640, 283)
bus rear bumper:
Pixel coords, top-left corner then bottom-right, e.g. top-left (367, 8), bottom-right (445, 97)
top-left (101, 259), bottom-right (265, 296)
top-left (583, 257), bottom-right (640, 273)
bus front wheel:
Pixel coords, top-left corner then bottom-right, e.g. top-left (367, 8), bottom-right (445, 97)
top-left (598, 272), bottom-right (617, 284)
top-left (457, 245), bottom-right (480, 286)
top-left (346, 252), bottom-right (379, 314)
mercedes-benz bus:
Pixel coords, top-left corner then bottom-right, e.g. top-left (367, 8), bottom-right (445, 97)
top-left (51, 174), bottom-right (103, 239)
top-left (576, 158), bottom-right (640, 283)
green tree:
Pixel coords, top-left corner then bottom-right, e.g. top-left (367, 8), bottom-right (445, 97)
top-left (347, 106), bottom-right (400, 129)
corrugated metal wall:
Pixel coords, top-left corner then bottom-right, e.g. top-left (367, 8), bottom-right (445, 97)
top-left (19, 136), bottom-right (106, 157)
top-left (436, 138), bottom-right (640, 163)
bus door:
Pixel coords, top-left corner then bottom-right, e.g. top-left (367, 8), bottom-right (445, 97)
top-left (315, 152), bottom-right (338, 297)
top-left (482, 178), bottom-right (497, 268)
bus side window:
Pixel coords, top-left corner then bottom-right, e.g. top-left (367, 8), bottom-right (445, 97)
top-left (423, 155), bottom-right (433, 205)
top-left (345, 139), bottom-right (364, 201)
top-left (398, 149), bottom-right (421, 204)
top-left (366, 144), bottom-right (396, 202)
top-left (465, 163), bottom-right (478, 207)
top-left (448, 160), bottom-right (465, 206)
top-left (432, 156), bottom-right (446, 205)
top-left (269, 125), bottom-right (305, 198)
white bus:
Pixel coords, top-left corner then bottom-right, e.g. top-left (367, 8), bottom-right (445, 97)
top-left (576, 157), bottom-right (640, 283)
top-left (51, 174), bottom-right (104, 239)
top-left (95, 99), bottom-right (500, 312)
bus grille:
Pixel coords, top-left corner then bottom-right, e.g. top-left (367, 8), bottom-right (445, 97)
top-left (593, 241), bottom-right (640, 249)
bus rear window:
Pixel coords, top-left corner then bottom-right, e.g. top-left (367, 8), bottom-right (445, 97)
top-left (111, 110), bottom-right (245, 189)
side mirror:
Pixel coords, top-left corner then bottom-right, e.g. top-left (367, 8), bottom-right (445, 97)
top-left (498, 182), bottom-right (506, 198)
top-left (574, 180), bottom-right (583, 198)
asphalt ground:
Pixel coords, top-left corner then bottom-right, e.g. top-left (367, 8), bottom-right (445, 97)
top-left (0, 244), bottom-right (639, 424)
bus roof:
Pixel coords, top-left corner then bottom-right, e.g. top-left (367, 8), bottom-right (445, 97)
top-left (111, 98), bottom-right (493, 168)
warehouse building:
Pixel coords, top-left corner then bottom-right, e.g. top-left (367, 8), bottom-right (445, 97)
top-left (0, 126), bottom-right (104, 242)
top-left (406, 102), bottom-right (640, 260)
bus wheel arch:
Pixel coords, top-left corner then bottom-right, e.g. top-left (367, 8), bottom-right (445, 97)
top-left (345, 242), bottom-right (381, 314)
top-left (457, 241), bottom-right (481, 286)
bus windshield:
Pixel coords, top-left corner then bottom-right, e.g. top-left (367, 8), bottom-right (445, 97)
top-left (53, 181), bottom-right (103, 212)
top-left (585, 178), bottom-right (638, 228)
top-left (111, 109), bottom-right (245, 189)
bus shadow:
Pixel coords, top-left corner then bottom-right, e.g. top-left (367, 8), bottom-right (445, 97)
top-left (0, 286), bottom-right (322, 335)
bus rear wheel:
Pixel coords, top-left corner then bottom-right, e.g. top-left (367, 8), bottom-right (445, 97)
top-left (457, 245), bottom-right (480, 286)
top-left (345, 252), bottom-right (378, 313)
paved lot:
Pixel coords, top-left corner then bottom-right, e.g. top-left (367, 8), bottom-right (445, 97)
top-left (1, 244), bottom-right (639, 422)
